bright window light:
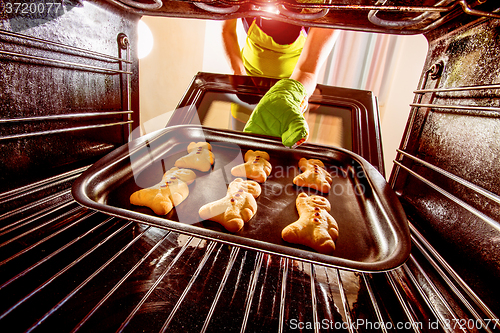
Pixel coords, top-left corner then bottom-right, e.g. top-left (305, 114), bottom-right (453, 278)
top-left (263, 5), bottom-right (280, 15)
top-left (138, 20), bottom-right (154, 59)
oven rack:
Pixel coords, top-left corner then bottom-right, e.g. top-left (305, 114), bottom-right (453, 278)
top-left (384, 50), bottom-right (500, 329)
top-left (392, 77), bottom-right (500, 224)
top-left (392, 60), bottom-right (500, 177)
top-left (412, 82), bottom-right (500, 115)
top-left (393, 150), bottom-right (500, 231)
top-left (0, 30), bottom-right (133, 71)
top-left (0, 170), bottom-right (498, 332)
top-left (0, 29), bottom-right (134, 138)
top-left (108, 0), bottom-right (500, 34)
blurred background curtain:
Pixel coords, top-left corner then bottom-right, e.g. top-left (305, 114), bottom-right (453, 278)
top-left (319, 30), bottom-right (401, 118)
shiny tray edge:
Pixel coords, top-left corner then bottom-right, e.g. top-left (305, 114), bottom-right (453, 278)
top-left (72, 125), bottom-right (411, 272)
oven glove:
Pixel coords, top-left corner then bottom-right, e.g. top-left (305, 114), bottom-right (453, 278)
top-left (243, 78), bottom-right (309, 148)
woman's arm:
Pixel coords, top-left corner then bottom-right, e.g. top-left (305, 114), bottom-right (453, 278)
top-left (221, 19), bottom-right (247, 75)
top-left (242, 27), bottom-right (338, 147)
top-left (290, 27), bottom-right (339, 97)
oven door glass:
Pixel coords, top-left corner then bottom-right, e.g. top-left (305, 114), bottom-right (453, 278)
top-left (197, 91), bottom-right (353, 150)
top-left (168, 72), bottom-right (383, 174)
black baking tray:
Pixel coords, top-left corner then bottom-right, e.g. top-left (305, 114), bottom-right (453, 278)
top-left (72, 125), bottom-right (410, 272)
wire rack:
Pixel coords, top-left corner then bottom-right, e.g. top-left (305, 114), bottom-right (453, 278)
top-left (0, 29), bottom-right (134, 140)
top-left (1, 176), bottom-right (498, 332)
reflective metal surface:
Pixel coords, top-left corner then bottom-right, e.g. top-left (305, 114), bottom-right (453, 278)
top-left (72, 125), bottom-right (410, 272)
top-left (391, 14), bottom-right (500, 317)
top-left (0, 3), bottom-right (140, 194)
top-left (1, 0), bottom-right (500, 331)
top-left (105, 0), bottom-right (500, 34)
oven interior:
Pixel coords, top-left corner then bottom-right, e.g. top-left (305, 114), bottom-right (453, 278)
top-left (1, 0), bottom-right (500, 332)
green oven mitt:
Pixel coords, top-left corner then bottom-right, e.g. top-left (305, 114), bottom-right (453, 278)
top-left (243, 79), bottom-right (309, 148)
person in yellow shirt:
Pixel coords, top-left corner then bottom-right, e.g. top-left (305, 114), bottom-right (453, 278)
top-left (222, 18), bottom-right (338, 147)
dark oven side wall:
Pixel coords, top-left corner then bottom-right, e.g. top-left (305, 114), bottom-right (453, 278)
top-left (391, 16), bottom-right (500, 314)
top-left (0, 0), bottom-right (140, 194)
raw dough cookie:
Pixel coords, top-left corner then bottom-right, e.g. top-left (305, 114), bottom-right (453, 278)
top-left (130, 167), bottom-right (196, 215)
top-left (231, 150), bottom-right (272, 183)
top-left (293, 158), bottom-right (333, 193)
top-left (174, 142), bottom-right (214, 172)
top-left (198, 178), bottom-right (261, 233)
top-left (281, 193), bottom-right (339, 255)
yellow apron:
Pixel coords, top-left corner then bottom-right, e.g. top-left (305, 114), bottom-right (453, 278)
top-left (242, 20), bottom-right (307, 79)
top-left (231, 20), bottom-right (307, 127)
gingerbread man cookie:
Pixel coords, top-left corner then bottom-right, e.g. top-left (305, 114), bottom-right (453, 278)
top-left (130, 167), bottom-right (196, 215)
top-left (174, 142), bottom-right (214, 172)
top-left (293, 158), bottom-right (333, 193)
top-left (231, 150), bottom-right (272, 183)
top-left (198, 178), bottom-right (261, 233)
top-left (281, 193), bottom-right (339, 255)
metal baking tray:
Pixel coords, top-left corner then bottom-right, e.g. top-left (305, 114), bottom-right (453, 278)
top-left (72, 125), bottom-right (410, 272)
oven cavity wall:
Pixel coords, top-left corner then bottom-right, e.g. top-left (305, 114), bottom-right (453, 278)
top-left (0, 0), bottom-right (140, 199)
top-left (390, 14), bottom-right (500, 314)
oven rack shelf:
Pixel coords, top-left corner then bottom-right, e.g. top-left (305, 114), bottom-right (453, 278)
top-left (395, 149), bottom-right (500, 208)
top-left (394, 78), bottom-right (500, 223)
top-left (0, 30), bottom-right (132, 74)
top-left (414, 83), bottom-right (500, 93)
top-left (0, 171), bottom-right (498, 332)
top-left (393, 158), bottom-right (500, 233)
top-left (0, 29), bottom-right (134, 138)
top-left (412, 82), bottom-right (500, 115)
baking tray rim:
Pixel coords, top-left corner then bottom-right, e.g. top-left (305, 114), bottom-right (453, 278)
top-left (72, 125), bottom-right (411, 273)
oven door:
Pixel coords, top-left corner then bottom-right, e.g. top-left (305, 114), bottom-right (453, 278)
top-left (167, 72), bottom-right (385, 175)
